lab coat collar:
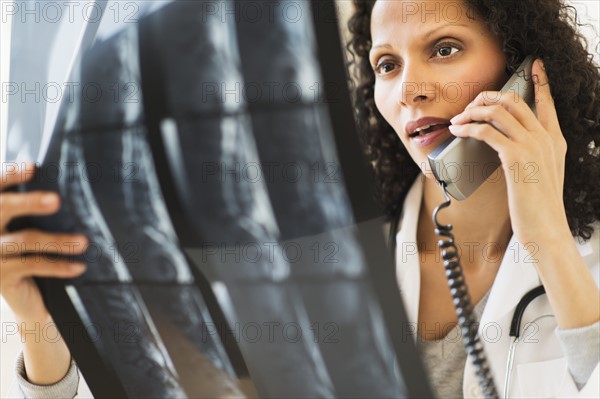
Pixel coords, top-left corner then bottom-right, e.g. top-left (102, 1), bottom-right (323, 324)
top-left (395, 174), bottom-right (597, 326)
top-left (394, 175), bottom-right (424, 333)
top-left (393, 175), bottom-right (544, 339)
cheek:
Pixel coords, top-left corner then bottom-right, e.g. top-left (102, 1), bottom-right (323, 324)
top-left (442, 69), bottom-right (506, 113)
top-left (374, 84), bottom-right (399, 131)
top-left (374, 87), bottom-right (399, 136)
top-left (373, 84), bottom-right (387, 119)
top-left (467, 61), bottom-right (508, 99)
top-left (443, 71), bottom-right (478, 108)
top-left (374, 83), bottom-right (412, 147)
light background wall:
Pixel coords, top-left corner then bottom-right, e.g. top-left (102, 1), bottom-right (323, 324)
top-left (1, 1), bottom-right (598, 397)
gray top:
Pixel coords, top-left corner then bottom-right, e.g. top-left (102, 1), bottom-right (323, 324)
top-left (556, 319), bottom-right (600, 388)
top-left (416, 289), bottom-right (492, 399)
top-left (9, 352), bottom-right (79, 399)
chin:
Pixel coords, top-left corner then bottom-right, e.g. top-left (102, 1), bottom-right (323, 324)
top-left (412, 156), bottom-right (437, 180)
top-left (403, 145), bottom-right (438, 180)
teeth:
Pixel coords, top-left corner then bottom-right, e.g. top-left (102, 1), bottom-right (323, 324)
top-left (411, 123), bottom-right (448, 137)
top-left (411, 124), bottom-right (436, 136)
top-left (414, 124), bottom-right (433, 133)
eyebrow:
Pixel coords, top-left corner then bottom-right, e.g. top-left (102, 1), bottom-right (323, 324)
top-left (370, 23), bottom-right (469, 53)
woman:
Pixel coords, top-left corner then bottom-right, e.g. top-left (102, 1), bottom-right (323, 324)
top-left (347, 0), bottom-right (599, 397)
top-left (1, 0), bottom-right (599, 398)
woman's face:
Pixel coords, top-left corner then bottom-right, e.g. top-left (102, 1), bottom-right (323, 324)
top-left (370, 0), bottom-right (508, 177)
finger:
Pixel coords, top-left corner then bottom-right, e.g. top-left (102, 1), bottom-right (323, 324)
top-left (448, 122), bottom-right (512, 154)
top-left (450, 104), bottom-right (527, 141)
top-left (465, 91), bottom-right (539, 132)
top-left (0, 162), bottom-right (37, 192)
top-left (0, 230), bottom-right (88, 256)
top-left (1, 257), bottom-right (86, 282)
top-left (532, 59), bottom-right (561, 133)
top-left (0, 192), bottom-right (61, 233)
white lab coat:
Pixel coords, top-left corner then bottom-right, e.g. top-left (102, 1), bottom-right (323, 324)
top-left (394, 175), bottom-right (600, 398)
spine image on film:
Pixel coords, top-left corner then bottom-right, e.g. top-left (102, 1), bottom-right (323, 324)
top-left (6, 1), bottom-right (432, 397)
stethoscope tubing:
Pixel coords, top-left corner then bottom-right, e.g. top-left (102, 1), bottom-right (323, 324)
top-left (503, 285), bottom-right (546, 398)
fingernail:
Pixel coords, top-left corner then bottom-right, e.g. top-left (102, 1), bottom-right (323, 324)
top-left (448, 125), bottom-right (459, 133)
top-left (40, 193), bottom-right (58, 206)
top-left (450, 114), bottom-right (461, 124)
top-left (71, 263), bottom-right (87, 271)
top-left (79, 236), bottom-right (90, 248)
top-left (22, 162), bottom-right (37, 171)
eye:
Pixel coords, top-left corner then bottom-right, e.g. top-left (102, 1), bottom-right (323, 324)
top-left (374, 59), bottom-right (400, 76)
top-left (433, 42), bottom-right (462, 58)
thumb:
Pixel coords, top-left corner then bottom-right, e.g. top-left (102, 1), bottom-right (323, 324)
top-left (532, 59), bottom-right (560, 131)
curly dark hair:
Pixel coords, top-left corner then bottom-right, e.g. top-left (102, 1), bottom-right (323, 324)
top-left (346, 0), bottom-right (600, 240)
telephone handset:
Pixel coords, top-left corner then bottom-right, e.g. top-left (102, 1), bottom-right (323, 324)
top-left (428, 56), bottom-right (537, 200)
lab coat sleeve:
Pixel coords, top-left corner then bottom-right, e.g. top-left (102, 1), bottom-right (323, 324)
top-left (7, 351), bottom-right (79, 399)
top-left (555, 362), bottom-right (600, 398)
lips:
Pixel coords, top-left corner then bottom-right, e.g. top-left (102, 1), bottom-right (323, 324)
top-left (405, 117), bottom-right (452, 138)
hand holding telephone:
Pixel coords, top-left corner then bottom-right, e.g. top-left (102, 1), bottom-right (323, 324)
top-left (428, 56), bottom-right (537, 200)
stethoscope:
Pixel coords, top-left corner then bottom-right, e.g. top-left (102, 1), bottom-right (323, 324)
top-left (388, 215), bottom-right (548, 398)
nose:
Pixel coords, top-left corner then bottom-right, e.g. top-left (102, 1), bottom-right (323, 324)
top-left (397, 62), bottom-right (436, 107)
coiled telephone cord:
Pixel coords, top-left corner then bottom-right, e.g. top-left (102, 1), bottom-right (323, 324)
top-left (433, 182), bottom-right (499, 399)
